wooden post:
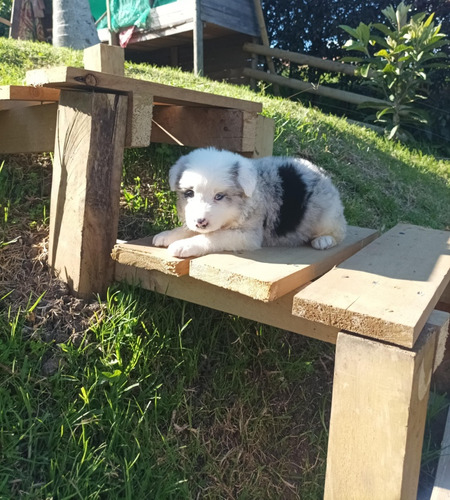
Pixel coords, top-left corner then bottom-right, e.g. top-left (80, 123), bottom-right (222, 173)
top-left (193, 0), bottom-right (203, 76)
top-left (252, 0), bottom-right (279, 95)
top-left (50, 90), bottom-right (128, 298)
top-left (325, 327), bottom-right (438, 499)
top-left (83, 43), bottom-right (125, 76)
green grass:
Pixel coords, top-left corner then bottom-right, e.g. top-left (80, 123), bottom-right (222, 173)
top-left (0, 37), bottom-right (449, 499)
top-left (0, 287), bottom-right (332, 499)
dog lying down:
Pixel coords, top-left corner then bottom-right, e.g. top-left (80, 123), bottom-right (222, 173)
top-left (152, 147), bottom-right (347, 258)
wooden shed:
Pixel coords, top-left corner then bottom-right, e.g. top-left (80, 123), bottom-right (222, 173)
top-left (98, 0), bottom-right (263, 84)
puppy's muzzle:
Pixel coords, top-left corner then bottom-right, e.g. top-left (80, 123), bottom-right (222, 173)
top-left (196, 218), bottom-right (209, 229)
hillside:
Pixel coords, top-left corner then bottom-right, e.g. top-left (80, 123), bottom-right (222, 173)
top-left (0, 38), bottom-right (449, 499)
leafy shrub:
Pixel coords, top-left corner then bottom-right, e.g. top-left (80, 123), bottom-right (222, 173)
top-left (341, 1), bottom-right (448, 140)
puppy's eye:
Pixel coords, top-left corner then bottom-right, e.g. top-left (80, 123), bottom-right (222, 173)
top-left (214, 193), bottom-right (225, 201)
top-left (184, 190), bottom-right (194, 198)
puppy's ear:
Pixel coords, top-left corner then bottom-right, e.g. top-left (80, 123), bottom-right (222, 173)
top-left (169, 157), bottom-right (186, 191)
top-left (235, 159), bottom-right (257, 197)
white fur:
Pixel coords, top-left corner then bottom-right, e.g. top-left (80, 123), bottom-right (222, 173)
top-left (153, 148), bottom-right (347, 257)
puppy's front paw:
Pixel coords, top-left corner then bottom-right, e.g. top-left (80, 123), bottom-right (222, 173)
top-left (311, 235), bottom-right (337, 250)
top-left (168, 239), bottom-right (206, 258)
top-left (152, 229), bottom-right (184, 247)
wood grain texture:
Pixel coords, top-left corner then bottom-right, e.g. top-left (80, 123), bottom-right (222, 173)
top-left (114, 264), bottom-right (339, 344)
top-left (0, 85), bottom-right (60, 111)
top-left (293, 224), bottom-right (450, 348)
top-left (83, 43), bottom-right (125, 76)
top-left (151, 106), bottom-right (261, 151)
top-left (50, 90), bottom-right (128, 298)
top-left (201, 0), bottom-right (259, 36)
top-left (189, 227), bottom-right (379, 301)
top-left (325, 325), bottom-right (438, 500)
top-left (26, 66), bottom-right (262, 112)
top-left (0, 103), bottom-right (57, 154)
top-left (112, 237), bottom-right (190, 276)
top-left (252, 114), bottom-right (275, 157)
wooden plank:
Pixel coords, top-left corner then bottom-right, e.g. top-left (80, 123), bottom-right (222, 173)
top-left (293, 224), bottom-right (450, 348)
top-left (0, 85), bottom-right (60, 111)
top-left (26, 66), bottom-right (262, 113)
top-left (243, 67), bottom-right (390, 106)
top-left (325, 324), bottom-right (438, 500)
top-left (189, 227), bottom-right (378, 302)
top-left (201, 0), bottom-right (259, 36)
top-left (430, 407), bottom-right (450, 500)
top-left (112, 237), bottom-right (190, 276)
top-left (0, 16), bottom-right (12, 27)
top-left (114, 264), bottom-right (339, 344)
top-left (0, 104), bottom-right (57, 154)
top-left (49, 90), bottom-right (128, 298)
top-left (243, 42), bottom-right (361, 77)
top-left (249, 113), bottom-right (274, 157)
top-left (151, 106), bottom-right (260, 151)
top-left (126, 92), bottom-right (153, 148)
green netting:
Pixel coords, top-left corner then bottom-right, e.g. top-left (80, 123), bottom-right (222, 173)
top-left (89, 0), bottom-right (107, 21)
top-left (95, 0), bottom-right (152, 32)
top-left (89, 0), bottom-right (179, 31)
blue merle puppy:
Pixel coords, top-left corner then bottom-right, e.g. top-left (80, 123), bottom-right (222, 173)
top-left (152, 147), bottom-right (346, 258)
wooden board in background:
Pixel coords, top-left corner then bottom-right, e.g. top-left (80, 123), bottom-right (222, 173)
top-left (293, 224), bottom-right (450, 348)
top-left (189, 226), bottom-right (379, 301)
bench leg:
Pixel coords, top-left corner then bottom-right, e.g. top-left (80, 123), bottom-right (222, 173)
top-left (49, 90), bottom-right (128, 298)
top-left (325, 329), bottom-right (437, 499)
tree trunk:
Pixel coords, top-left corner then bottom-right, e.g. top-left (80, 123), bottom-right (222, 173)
top-left (53, 0), bottom-right (100, 49)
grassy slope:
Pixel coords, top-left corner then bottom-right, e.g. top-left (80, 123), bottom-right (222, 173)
top-left (0, 38), bottom-right (449, 500)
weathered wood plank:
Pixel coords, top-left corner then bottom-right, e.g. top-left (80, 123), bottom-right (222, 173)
top-left (251, 112), bottom-right (275, 158)
top-left (293, 224), bottom-right (450, 348)
top-left (0, 103), bottom-right (57, 154)
top-left (243, 42), bottom-right (361, 77)
top-left (189, 227), bottom-right (378, 302)
top-left (112, 237), bottom-right (190, 276)
top-left (0, 85), bottom-right (60, 111)
top-left (114, 264), bottom-right (340, 344)
top-left (26, 66), bottom-right (262, 112)
top-left (243, 67), bottom-right (390, 106)
top-left (325, 324), bottom-right (438, 500)
top-left (201, 0), bottom-right (259, 36)
top-left (151, 106), bottom-right (263, 152)
top-left (50, 90), bottom-right (128, 298)
top-left (83, 43), bottom-right (125, 76)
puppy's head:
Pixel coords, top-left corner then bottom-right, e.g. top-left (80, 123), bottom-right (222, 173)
top-left (169, 148), bottom-right (257, 233)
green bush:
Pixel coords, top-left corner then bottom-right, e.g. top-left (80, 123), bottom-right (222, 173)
top-left (341, 1), bottom-right (448, 140)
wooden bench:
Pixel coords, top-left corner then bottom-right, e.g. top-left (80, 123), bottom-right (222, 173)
top-left (1, 45), bottom-right (449, 499)
top-left (112, 224), bottom-right (449, 500)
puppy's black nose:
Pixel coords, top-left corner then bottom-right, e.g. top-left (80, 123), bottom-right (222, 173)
top-left (196, 218), bottom-right (208, 229)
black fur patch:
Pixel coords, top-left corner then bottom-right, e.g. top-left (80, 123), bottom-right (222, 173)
top-left (274, 163), bottom-right (311, 237)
